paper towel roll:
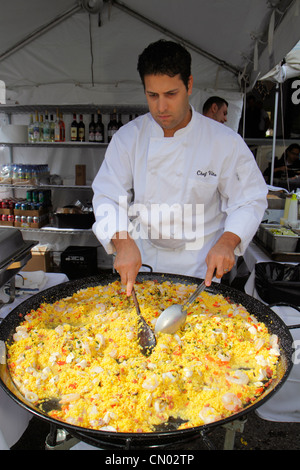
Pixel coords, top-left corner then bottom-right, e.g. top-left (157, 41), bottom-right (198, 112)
top-left (0, 124), bottom-right (28, 143)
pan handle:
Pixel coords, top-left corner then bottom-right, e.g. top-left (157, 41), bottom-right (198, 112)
top-left (268, 302), bottom-right (300, 330)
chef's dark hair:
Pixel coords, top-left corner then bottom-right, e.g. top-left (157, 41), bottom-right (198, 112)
top-left (137, 39), bottom-right (191, 90)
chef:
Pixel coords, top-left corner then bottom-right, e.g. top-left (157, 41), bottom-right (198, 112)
top-left (92, 39), bottom-right (268, 296)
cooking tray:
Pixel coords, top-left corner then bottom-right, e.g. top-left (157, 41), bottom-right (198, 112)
top-left (0, 228), bottom-right (37, 288)
top-left (0, 271), bottom-right (295, 448)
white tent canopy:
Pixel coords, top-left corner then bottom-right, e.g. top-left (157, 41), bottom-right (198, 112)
top-left (1, 0), bottom-right (300, 131)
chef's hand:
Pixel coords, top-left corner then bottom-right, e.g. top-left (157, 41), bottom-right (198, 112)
top-left (112, 231), bottom-right (142, 296)
top-left (204, 231), bottom-right (241, 286)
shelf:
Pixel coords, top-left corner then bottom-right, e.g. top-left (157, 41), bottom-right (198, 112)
top-left (0, 224), bottom-right (94, 235)
top-left (245, 138), bottom-right (299, 146)
top-left (0, 103), bottom-right (148, 115)
top-left (0, 141), bottom-right (107, 148)
top-left (0, 184), bottom-right (92, 190)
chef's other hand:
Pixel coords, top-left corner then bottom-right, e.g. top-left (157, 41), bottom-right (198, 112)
top-left (205, 231), bottom-right (240, 286)
top-left (112, 231), bottom-right (142, 296)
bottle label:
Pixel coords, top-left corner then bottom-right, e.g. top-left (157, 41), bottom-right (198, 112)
top-left (71, 127), bottom-right (77, 140)
top-left (78, 128), bottom-right (85, 141)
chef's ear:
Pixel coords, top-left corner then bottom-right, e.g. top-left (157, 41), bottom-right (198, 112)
top-left (187, 75), bottom-right (193, 95)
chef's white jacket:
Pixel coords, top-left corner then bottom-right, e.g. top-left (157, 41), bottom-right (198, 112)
top-left (92, 106), bottom-right (268, 278)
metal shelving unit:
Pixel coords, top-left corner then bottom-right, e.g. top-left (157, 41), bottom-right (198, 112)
top-left (0, 141), bottom-right (107, 148)
top-left (0, 103), bottom-right (148, 116)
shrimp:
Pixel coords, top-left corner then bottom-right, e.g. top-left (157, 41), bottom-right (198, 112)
top-left (199, 406), bottom-right (220, 424)
top-left (226, 370), bottom-right (249, 385)
top-left (54, 325), bottom-right (64, 336)
top-left (222, 392), bottom-right (242, 411)
top-left (60, 393), bottom-right (80, 404)
top-left (142, 374), bottom-right (159, 391)
top-left (95, 333), bottom-right (106, 348)
top-left (154, 399), bottom-right (167, 413)
top-left (99, 425), bottom-right (117, 432)
top-left (13, 326), bottom-right (28, 341)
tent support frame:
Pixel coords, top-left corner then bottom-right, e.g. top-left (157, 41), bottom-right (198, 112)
top-left (0, 5), bottom-right (82, 63)
top-left (112, 0), bottom-right (240, 79)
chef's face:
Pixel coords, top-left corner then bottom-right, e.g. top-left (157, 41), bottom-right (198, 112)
top-left (144, 73), bottom-right (193, 137)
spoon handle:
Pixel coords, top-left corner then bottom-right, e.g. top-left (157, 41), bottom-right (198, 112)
top-left (132, 287), bottom-right (141, 315)
top-left (183, 269), bottom-right (216, 310)
top-left (182, 280), bottom-right (206, 309)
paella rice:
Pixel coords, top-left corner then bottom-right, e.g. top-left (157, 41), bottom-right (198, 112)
top-left (6, 280), bottom-right (281, 433)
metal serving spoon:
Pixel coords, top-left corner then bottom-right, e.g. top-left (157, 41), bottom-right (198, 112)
top-left (132, 287), bottom-right (156, 356)
top-left (155, 272), bottom-right (216, 335)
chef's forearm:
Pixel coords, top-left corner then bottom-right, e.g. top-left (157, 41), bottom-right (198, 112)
top-left (217, 231), bottom-right (241, 250)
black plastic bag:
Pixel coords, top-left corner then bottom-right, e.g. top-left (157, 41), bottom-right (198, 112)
top-left (255, 262), bottom-right (300, 305)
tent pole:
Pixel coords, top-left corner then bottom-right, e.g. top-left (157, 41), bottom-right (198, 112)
top-left (0, 5), bottom-right (81, 63)
top-left (270, 83), bottom-right (279, 186)
top-left (112, 0), bottom-right (240, 78)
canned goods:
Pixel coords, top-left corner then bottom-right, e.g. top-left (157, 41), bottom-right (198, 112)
top-left (26, 190), bottom-right (32, 203)
top-left (8, 215), bottom-right (14, 222)
top-left (32, 191), bottom-right (38, 203)
top-left (14, 215), bottom-right (21, 223)
top-left (21, 215), bottom-right (28, 226)
top-left (1, 214), bottom-right (8, 221)
top-left (27, 216), bottom-right (33, 224)
top-left (33, 216), bottom-right (40, 224)
top-left (21, 203), bottom-right (28, 211)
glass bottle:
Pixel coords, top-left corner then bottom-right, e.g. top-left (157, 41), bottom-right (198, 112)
top-left (89, 114), bottom-right (95, 142)
top-left (43, 111), bottom-right (50, 142)
top-left (78, 114), bottom-right (85, 142)
top-left (39, 115), bottom-right (44, 142)
top-left (54, 110), bottom-right (60, 142)
top-left (59, 113), bottom-right (65, 142)
top-left (33, 111), bottom-right (40, 142)
top-left (70, 113), bottom-right (78, 141)
top-left (49, 114), bottom-right (55, 142)
top-left (95, 110), bottom-right (104, 143)
top-left (107, 109), bottom-right (118, 143)
top-left (28, 114), bottom-right (34, 143)
top-left (117, 113), bottom-right (123, 129)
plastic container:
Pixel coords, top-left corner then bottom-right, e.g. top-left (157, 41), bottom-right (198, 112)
top-left (288, 194), bottom-right (298, 224)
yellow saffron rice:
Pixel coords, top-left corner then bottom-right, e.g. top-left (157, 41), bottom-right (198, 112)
top-left (6, 280), bottom-right (280, 433)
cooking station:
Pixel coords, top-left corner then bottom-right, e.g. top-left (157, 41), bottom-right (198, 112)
top-left (0, 263), bottom-right (295, 450)
top-left (0, 228), bottom-right (37, 309)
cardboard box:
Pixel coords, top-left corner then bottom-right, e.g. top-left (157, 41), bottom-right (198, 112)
top-left (23, 246), bottom-right (51, 272)
top-left (75, 165), bottom-right (86, 185)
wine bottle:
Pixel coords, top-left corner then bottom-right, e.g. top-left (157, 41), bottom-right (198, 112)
top-left (95, 110), bottom-right (104, 143)
top-left (89, 114), bottom-right (95, 142)
top-left (49, 114), bottom-right (55, 142)
top-left (59, 113), bottom-right (65, 142)
top-left (117, 113), bottom-right (123, 129)
top-left (38, 115), bottom-right (44, 142)
top-left (43, 111), bottom-right (50, 142)
top-left (28, 114), bottom-right (34, 143)
top-left (107, 109), bottom-right (118, 143)
top-left (54, 110), bottom-right (60, 142)
top-left (78, 114), bottom-right (85, 142)
top-left (71, 113), bottom-right (78, 141)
